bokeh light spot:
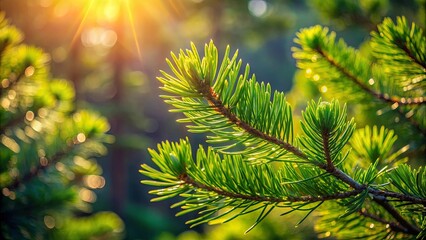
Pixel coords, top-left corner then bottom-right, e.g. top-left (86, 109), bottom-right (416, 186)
top-left (248, 0), bottom-right (268, 17)
top-left (1, 136), bottom-right (20, 153)
top-left (25, 66), bottom-right (35, 77)
top-left (44, 215), bottom-right (56, 229)
top-left (25, 111), bottom-right (35, 121)
top-left (84, 175), bottom-right (106, 189)
top-left (313, 74), bottom-right (320, 81)
top-left (101, 30), bottom-right (118, 47)
top-left (79, 188), bottom-right (97, 203)
top-left (77, 133), bottom-right (86, 143)
top-left (1, 79), bottom-right (10, 88)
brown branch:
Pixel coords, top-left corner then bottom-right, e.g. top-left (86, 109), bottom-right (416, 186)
top-left (321, 131), bottom-right (334, 171)
top-left (373, 197), bottom-right (421, 234)
top-left (197, 81), bottom-right (307, 160)
top-left (359, 209), bottom-right (408, 234)
top-left (369, 188), bottom-right (426, 205)
top-left (180, 173), bottom-right (362, 204)
top-left (397, 40), bottom-right (426, 70)
top-left (319, 128), bottom-right (421, 235)
top-left (316, 48), bottom-right (425, 106)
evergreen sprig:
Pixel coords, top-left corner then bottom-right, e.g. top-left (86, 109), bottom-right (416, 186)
top-left (371, 17), bottom-right (426, 91)
top-left (142, 25), bottom-right (425, 238)
top-left (142, 139), bottom-right (361, 233)
top-left (159, 41), bottom-right (298, 163)
top-left (292, 16), bottom-right (426, 138)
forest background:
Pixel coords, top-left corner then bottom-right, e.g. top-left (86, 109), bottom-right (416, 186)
top-left (1, 0), bottom-right (424, 239)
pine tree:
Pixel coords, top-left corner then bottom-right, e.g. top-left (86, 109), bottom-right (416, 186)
top-left (0, 14), bottom-right (123, 239)
top-left (140, 16), bottom-right (425, 239)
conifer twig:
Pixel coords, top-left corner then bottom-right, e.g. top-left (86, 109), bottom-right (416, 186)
top-left (181, 173), bottom-right (362, 204)
top-left (320, 134), bottom-right (421, 235)
top-left (198, 82), bottom-right (307, 159)
top-left (316, 47), bottom-right (425, 106)
top-left (358, 208), bottom-right (407, 234)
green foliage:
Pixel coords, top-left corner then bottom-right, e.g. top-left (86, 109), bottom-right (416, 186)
top-left (0, 14), bottom-right (123, 239)
top-left (159, 42), bottom-right (295, 163)
top-left (300, 100), bottom-right (355, 165)
top-left (293, 16), bottom-right (425, 152)
top-left (371, 17), bottom-right (425, 90)
top-left (141, 16), bottom-right (425, 239)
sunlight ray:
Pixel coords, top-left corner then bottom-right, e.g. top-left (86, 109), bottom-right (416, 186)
top-left (125, 0), bottom-right (142, 62)
top-left (70, 0), bottom-right (96, 48)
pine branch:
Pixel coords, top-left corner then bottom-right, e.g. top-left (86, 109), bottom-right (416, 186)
top-left (318, 124), bottom-right (422, 234)
top-left (7, 141), bottom-right (76, 190)
top-left (316, 45), bottom-right (426, 135)
top-left (368, 189), bottom-right (426, 205)
top-left (143, 41), bottom-right (425, 237)
top-left (197, 78), bottom-right (306, 159)
top-left (399, 41), bottom-right (426, 70)
top-left (373, 197), bottom-right (421, 234)
top-left (315, 47), bottom-right (424, 106)
top-left (358, 208), bottom-right (408, 234)
top-left (159, 41), bottom-right (299, 162)
top-left (182, 171), bottom-right (363, 204)
top-left (371, 17), bottom-right (426, 77)
top-left (292, 100), bottom-right (422, 234)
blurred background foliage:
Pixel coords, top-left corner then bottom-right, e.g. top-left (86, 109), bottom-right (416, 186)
top-left (0, 0), bottom-right (424, 239)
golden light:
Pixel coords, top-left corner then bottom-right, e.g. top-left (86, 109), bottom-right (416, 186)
top-left (76, 133), bottom-right (86, 143)
top-left (24, 66), bottom-right (35, 77)
top-left (84, 175), bottom-right (106, 189)
top-left (25, 111), bottom-right (35, 121)
top-left (313, 74), bottom-right (320, 81)
top-left (70, 0), bottom-right (142, 61)
top-left (79, 188), bottom-right (97, 203)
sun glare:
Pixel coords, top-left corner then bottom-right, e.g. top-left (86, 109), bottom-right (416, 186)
top-left (70, 0), bottom-right (142, 61)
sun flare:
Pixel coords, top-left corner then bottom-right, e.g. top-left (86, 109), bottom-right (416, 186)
top-left (70, 0), bottom-right (142, 61)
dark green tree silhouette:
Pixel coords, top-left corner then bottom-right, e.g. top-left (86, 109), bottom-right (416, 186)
top-left (0, 14), bottom-right (123, 239)
top-left (141, 16), bottom-right (425, 239)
